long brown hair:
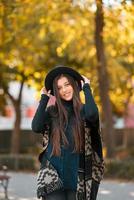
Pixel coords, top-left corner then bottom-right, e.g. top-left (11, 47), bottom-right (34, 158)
top-left (50, 74), bottom-right (84, 156)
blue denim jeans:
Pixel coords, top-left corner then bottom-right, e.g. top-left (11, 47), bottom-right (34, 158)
top-left (42, 189), bottom-right (76, 200)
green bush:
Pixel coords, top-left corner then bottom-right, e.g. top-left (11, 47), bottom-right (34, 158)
top-left (0, 154), bottom-right (38, 171)
top-left (128, 147), bottom-right (134, 157)
top-left (0, 155), bottom-right (134, 181)
top-left (104, 159), bottom-right (134, 180)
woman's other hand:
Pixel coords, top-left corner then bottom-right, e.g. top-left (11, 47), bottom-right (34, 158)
top-left (40, 87), bottom-right (51, 97)
top-left (81, 75), bottom-right (90, 88)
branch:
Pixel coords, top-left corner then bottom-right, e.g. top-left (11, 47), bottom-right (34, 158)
top-left (18, 80), bottom-right (25, 103)
top-left (6, 90), bottom-right (16, 106)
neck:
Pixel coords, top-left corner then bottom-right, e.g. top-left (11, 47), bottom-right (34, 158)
top-left (61, 99), bottom-right (73, 108)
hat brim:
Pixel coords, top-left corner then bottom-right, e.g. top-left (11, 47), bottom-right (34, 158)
top-left (45, 66), bottom-right (84, 95)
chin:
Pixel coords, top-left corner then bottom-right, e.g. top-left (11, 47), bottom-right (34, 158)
top-left (63, 96), bottom-right (73, 101)
top-left (65, 98), bottom-right (72, 101)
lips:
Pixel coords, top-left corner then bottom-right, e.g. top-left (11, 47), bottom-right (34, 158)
top-left (64, 93), bottom-right (70, 97)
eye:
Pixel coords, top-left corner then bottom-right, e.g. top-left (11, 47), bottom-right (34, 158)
top-left (65, 83), bottom-right (70, 86)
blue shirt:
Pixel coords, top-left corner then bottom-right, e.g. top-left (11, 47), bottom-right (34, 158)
top-left (42, 101), bottom-right (80, 190)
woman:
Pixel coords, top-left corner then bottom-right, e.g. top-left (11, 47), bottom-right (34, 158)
top-left (32, 66), bottom-right (104, 200)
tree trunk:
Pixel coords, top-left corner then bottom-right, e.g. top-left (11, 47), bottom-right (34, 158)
top-left (95, 0), bottom-right (115, 158)
top-left (123, 81), bottom-right (133, 148)
top-left (7, 81), bottom-right (24, 154)
top-left (10, 102), bottom-right (21, 154)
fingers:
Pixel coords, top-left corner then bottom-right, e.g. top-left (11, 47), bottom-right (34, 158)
top-left (40, 87), bottom-right (46, 95)
top-left (81, 75), bottom-right (90, 85)
top-left (47, 90), bottom-right (51, 96)
top-left (82, 75), bottom-right (86, 79)
top-left (81, 80), bottom-right (84, 89)
top-left (40, 87), bottom-right (51, 96)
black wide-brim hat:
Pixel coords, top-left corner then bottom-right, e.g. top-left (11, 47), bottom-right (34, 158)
top-left (45, 65), bottom-right (84, 95)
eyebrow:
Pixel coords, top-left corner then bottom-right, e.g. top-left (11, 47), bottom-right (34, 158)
top-left (64, 81), bottom-right (70, 84)
top-left (57, 81), bottom-right (70, 88)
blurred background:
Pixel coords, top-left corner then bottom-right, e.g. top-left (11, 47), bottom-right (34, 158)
top-left (0, 0), bottom-right (134, 199)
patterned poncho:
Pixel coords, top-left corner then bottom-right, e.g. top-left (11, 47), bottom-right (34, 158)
top-left (37, 118), bottom-right (105, 200)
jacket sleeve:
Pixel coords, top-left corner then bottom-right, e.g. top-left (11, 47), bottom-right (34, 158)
top-left (83, 83), bottom-right (103, 160)
top-left (91, 118), bottom-right (105, 184)
top-left (90, 180), bottom-right (99, 200)
top-left (31, 94), bottom-right (51, 133)
top-left (83, 83), bottom-right (99, 123)
top-left (90, 118), bottom-right (103, 159)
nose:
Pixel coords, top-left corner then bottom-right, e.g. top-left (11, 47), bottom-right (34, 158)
top-left (62, 86), bottom-right (66, 92)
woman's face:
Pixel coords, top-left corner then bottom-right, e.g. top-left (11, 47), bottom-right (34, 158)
top-left (57, 76), bottom-right (74, 101)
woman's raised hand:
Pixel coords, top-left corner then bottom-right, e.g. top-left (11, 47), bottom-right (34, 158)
top-left (40, 87), bottom-right (51, 97)
top-left (81, 75), bottom-right (90, 88)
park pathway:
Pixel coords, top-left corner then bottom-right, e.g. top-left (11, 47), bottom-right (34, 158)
top-left (0, 172), bottom-right (134, 200)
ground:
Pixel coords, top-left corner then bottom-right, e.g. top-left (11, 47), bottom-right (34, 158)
top-left (0, 172), bottom-right (134, 200)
